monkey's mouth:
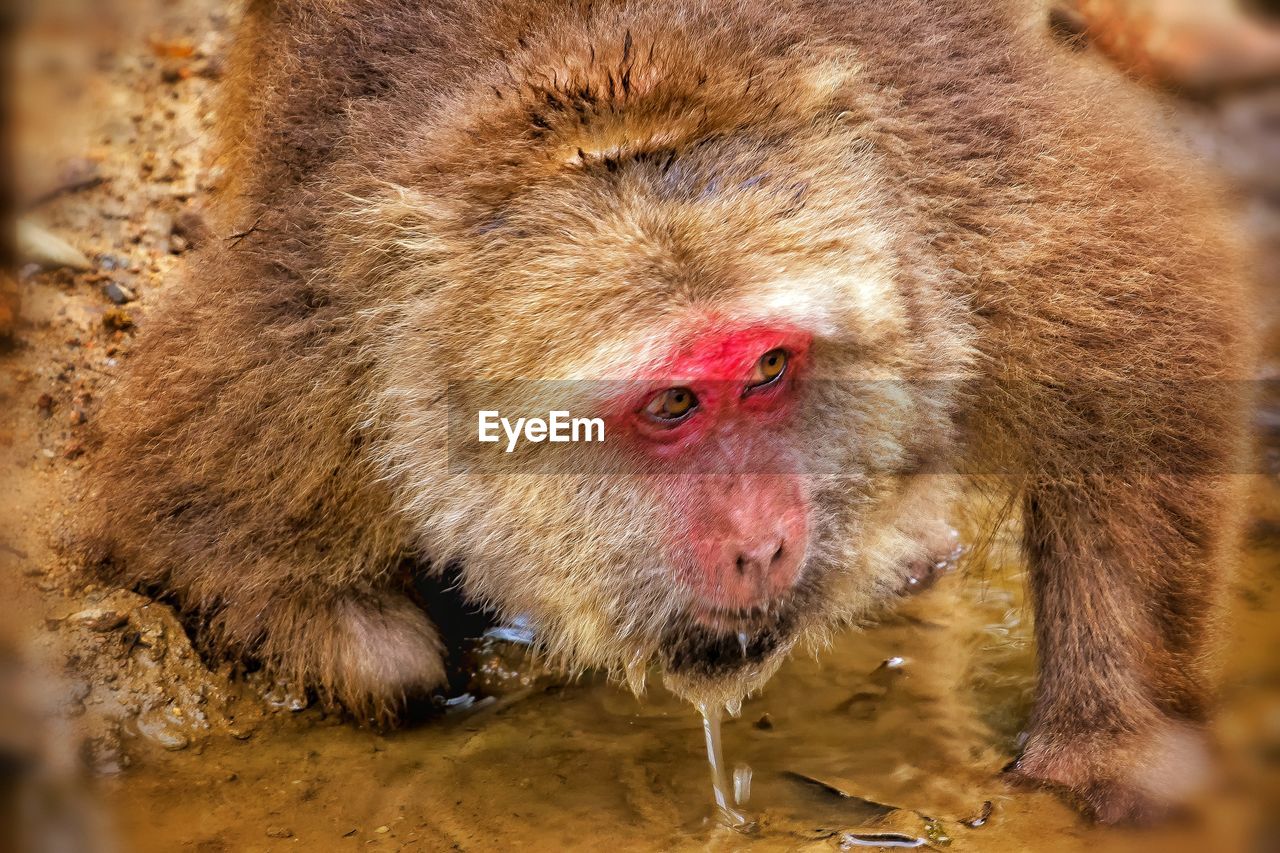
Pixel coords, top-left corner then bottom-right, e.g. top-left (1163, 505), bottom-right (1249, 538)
top-left (688, 600), bottom-right (786, 633)
top-left (659, 602), bottom-right (796, 679)
top-left (658, 556), bottom-right (832, 682)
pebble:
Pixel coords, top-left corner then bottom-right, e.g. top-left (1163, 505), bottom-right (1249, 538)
top-left (104, 282), bottom-right (136, 304)
top-left (69, 608), bottom-right (129, 632)
top-left (263, 683), bottom-right (310, 712)
top-left (17, 220), bottom-right (93, 270)
top-left (265, 826), bottom-right (293, 839)
top-left (228, 723), bottom-right (256, 740)
top-left (136, 706), bottom-right (191, 751)
top-left (102, 307), bottom-right (135, 331)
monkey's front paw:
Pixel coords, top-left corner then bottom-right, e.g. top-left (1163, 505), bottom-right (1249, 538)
top-left (899, 524), bottom-right (963, 595)
top-left (1003, 718), bottom-right (1211, 824)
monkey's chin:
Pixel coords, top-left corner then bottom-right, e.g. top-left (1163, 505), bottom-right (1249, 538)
top-left (657, 608), bottom-right (798, 708)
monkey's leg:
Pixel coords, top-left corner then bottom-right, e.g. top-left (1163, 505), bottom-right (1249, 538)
top-left (1009, 474), bottom-right (1239, 823)
top-left (215, 584), bottom-right (448, 724)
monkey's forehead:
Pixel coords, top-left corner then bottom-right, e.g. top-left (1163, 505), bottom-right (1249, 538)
top-left (547, 283), bottom-right (889, 386)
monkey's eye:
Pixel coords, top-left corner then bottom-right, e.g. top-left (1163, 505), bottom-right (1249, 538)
top-left (746, 348), bottom-right (788, 391)
top-left (643, 387), bottom-right (699, 423)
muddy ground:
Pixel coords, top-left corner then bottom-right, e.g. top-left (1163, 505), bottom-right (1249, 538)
top-left (2, 1), bottom-right (1279, 851)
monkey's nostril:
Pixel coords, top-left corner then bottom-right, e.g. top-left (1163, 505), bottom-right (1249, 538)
top-left (772, 544), bottom-right (785, 565)
top-left (735, 555), bottom-right (746, 574)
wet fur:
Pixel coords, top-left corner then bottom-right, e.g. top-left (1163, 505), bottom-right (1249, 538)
top-left (79, 0), bottom-right (1253, 823)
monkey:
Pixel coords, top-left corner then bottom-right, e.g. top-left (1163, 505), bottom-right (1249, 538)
top-left (77, 0), bottom-right (1255, 825)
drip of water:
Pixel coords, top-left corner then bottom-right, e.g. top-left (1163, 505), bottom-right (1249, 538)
top-left (725, 697), bottom-right (742, 718)
top-left (732, 763), bottom-right (752, 806)
top-left (696, 702), bottom-right (753, 829)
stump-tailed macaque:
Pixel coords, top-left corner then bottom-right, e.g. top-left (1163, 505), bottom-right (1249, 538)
top-left (80, 0), bottom-right (1254, 824)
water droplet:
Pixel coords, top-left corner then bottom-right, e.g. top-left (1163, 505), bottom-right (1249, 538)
top-left (737, 631), bottom-right (749, 657)
top-left (725, 697), bottom-right (742, 718)
top-left (482, 613), bottom-right (536, 645)
top-left (732, 763), bottom-right (752, 805)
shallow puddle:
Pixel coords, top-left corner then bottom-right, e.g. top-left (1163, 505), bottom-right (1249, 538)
top-left (82, 474), bottom-right (1278, 852)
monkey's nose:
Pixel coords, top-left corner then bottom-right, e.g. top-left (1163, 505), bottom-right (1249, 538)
top-left (733, 539), bottom-right (787, 579)
top-left (683, 474), bottom-right (809, 613)
top-left (707, 531), bottom-right (803, 611)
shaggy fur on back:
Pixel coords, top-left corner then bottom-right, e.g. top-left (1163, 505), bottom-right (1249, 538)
top-left (80, 0), bottom-right (1252, 823)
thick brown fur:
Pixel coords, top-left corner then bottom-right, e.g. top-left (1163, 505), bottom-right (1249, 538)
top-left (78, 0), bottom-right (1254, 824)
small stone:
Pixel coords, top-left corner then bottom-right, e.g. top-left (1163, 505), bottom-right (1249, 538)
top-left (104, 282), bottom-right (136, 304)
top-left (17, 220), bottom-right (92, 270)
top-left (136, 706), bottom-right (191, 751)
top-left (263, 682), bottom-right (309, 712)
top-left (160, 64), bottom-right (190, 85)
top-left (265, 826), bottom-right (293, 839)
top-left (102, 307), bottom-right (134, 331)
top-left (374, 825), bottom-right (390, 834)
top-left (69, 608), bottom-right (128, 632)
top-left (961, 800), bottom-right (994, 828)
top-left (753, 713), bottom-right (774, 731)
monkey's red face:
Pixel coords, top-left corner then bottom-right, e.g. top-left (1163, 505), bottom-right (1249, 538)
top-left (611, 326), bottom-right (813, 620)
top-left (381, 94), bottom-right (976, 702)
